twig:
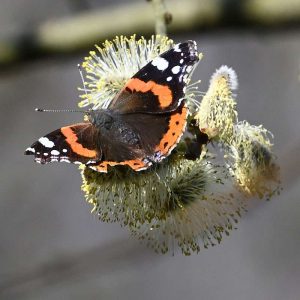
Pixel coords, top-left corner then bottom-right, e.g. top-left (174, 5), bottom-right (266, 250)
top-left (149, 0), bottom-right (171, 36)
top-left (1, 0), bottom-right (300, 68)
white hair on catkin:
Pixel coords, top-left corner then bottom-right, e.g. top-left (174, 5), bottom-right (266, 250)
top-left (210, 65), bottom-right (238, 91)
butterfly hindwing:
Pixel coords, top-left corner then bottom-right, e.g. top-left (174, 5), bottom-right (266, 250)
top-left (90, 102), bottom-right (188, 172)
top-left (120, 101), bottom-right (188, 161)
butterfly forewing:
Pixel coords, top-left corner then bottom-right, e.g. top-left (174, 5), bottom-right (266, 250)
top-left (25, 123), bottom-right (101, 165)
top-left (108, 41), bottom-right (199, 114)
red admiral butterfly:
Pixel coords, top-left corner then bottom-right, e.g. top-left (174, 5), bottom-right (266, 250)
top-left (25, 41), bottom-right (199, 172)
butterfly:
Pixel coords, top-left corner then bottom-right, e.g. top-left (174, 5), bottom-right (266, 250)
top-left (25, 41), bottom-right (199, 172)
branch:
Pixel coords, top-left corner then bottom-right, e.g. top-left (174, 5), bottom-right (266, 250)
top-left (150, 0), bottom-right (172, 36)
top-left (1, 0), bottom-right (300, 68)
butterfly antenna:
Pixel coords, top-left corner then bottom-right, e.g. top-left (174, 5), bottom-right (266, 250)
top-left (35, 108), bottom-right (91, 114)
top-left (78, 64), bottom-right (88, 97)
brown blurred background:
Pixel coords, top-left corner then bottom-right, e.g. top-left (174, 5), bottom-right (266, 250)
top-left (0, 0), bottom-right (300, 299)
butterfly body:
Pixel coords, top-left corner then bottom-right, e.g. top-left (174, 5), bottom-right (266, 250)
top-left (25, 41), bottom-right (199, 173)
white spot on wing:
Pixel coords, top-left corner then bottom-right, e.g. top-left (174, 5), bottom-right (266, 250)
top-left (26, 147), bottom-right (35, 153)
top-left (173, 44), bottom-right (181, 52)
top-left (87, 160), bottom-right (97, 164)
top-left (62, 149), bottom-right (68, 153)
top-left (51, 150), bottom-right (60, 155)
top-left (180, 59), bottom-right (184, 64)
top-left (151, 57), bottom-right (169, 71)
top-left (60, 158), bottom-right (70, 163)
top-left (44, 153), bottom-right (48, 156)
top-left (193, 41), bottom-right (198, 50)
top-left (167, 76), bottom-right (172, 82)
top-left (39, 137), bottom-right (54, 148)
top-left (171, 66), bottom-right (181, 74)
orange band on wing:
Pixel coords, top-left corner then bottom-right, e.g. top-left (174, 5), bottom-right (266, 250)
top-left (92, 159), bottom-right (148, 173)
top-left (61, 126), bottom-right (97, 158)
top-left (155, 105), bottom-right (188, 156)
top-left (126, 78), bottom-right (172, 108)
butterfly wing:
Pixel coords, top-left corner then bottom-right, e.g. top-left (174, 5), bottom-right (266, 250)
top-left (108, 41), bottom-right (199, 114)
top-left (121, 101), bottom-right (188, 161)
top-left (90, 41), bottom-right (198, 172)
top-left (90, 101), bottom-right (188, 173)
top-left (25, 123), bottom-right (101, 165)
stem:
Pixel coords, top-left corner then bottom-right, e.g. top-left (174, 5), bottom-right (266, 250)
top-left (1, 0), bottom-right (300, 68)
top-left (150, 0), bottom-right (171, 36)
